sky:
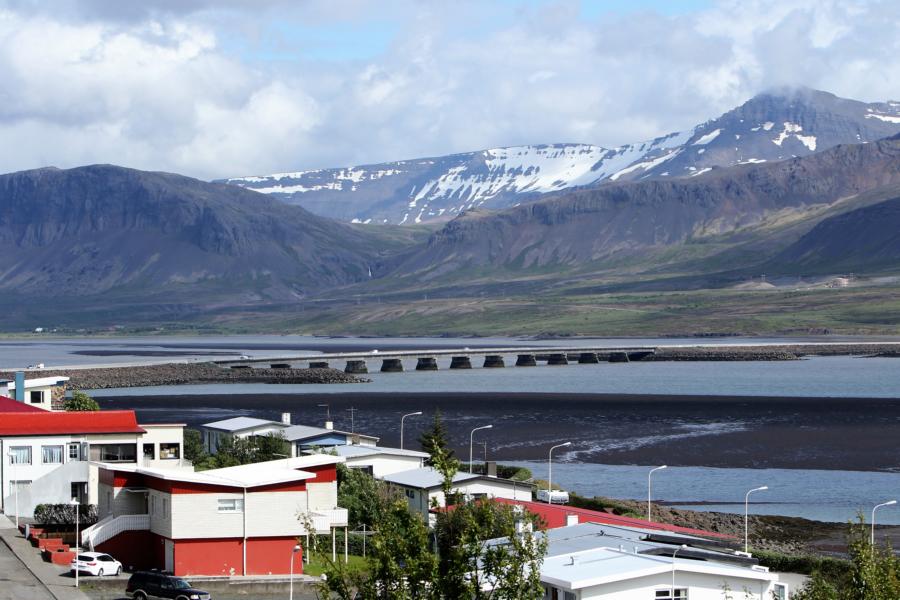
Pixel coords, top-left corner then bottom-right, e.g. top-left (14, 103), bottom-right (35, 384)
top-left (0, 0), bottom-right (898, 180)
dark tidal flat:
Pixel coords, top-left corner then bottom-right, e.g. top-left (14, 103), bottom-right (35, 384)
top-left (99, 392), bottom-right (900, 472)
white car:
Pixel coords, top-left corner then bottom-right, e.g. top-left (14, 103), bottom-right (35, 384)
top-left (71, 552), bottom-right (122, 576)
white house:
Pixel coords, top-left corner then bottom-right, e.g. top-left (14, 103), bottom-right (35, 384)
top-left (494, 522), bottom-right (796, 600)
top-left (201, 416), bottom-right (288, 454)
top-left (4, 375), bottom-right (70, 411)
top-left (314, 445), bottom-right (428, 478)
top-left (381, 467), bottom-right (533, 520)
top-left (0, 410), bottom-right (185, 518)
top-left (86, 455), bottom-right (348, 576)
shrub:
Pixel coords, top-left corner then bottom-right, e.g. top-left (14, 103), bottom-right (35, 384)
top-left (33, 503), bottom-right (98, 526)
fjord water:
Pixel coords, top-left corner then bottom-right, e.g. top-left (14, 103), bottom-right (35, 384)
top-left (6, 334), bottom-right (900, 523)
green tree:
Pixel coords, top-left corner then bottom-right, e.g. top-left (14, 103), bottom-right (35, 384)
top-left (419, 410), bottom-right (454, 466)
top-left (336, 464), bottom-right (401, 529)
top-left (183, 429), bottom-right (207, 463)
top-left (193, 432), bottom-right (290, 471)
top-left (64, 390), bottom-right (99, 411)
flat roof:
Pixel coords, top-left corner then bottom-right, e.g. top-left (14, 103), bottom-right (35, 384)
top-left (202, 416), bottom-right (287, 432)
top-left (283, 424), bottom-right (379, 443)
top-left (320, 445), bottom-right (429, 459)
top-left (382, 467), bottom-right (530, 490)
top-left (6, 376), bottom-right (70, 389)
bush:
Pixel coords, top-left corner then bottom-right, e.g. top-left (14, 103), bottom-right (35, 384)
top-left (33, 503), bottom-right (98, 527)
top-left (64, 391), bottom-right (99, 412)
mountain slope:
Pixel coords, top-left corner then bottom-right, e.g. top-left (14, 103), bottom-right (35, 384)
top-left (224, 88), bottom-right (900, 225)
top-left (387, 134), bottom-right (900, 279)
top-left (0, 165), bottom-right (382, 298)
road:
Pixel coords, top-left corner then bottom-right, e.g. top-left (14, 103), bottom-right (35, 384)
top-left (0, 538), bottom-right (53, 600)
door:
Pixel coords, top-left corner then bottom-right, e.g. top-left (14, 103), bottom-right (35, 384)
top-left (164, 539), bottom-right (175, 573)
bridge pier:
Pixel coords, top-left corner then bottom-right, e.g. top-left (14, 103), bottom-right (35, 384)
top-left (381, 358), bottom-right (404, 372)
top-left (309, 361), bottom-right (329, 369)
top-left (578, 352), bottom-right (599, 364)
top-left (345, 360), bottom-right (368, 374)
top-left (609, 352), bottom-right (630, 363)
top-left (483, 355), bottom-right (505, 368)
top-left (450, 356), bottom-right (472, 369)
top-left (516, 354), bottom-right (537, 367)
top-left (547, 353), bottom-right (569, 366)
top-left (416, 357), bottom-right (439, 371)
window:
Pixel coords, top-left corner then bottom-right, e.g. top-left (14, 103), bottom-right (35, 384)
top-left (150, 495), bottom-right (156, 515)
top-left (29, 390), bottom-right (43, 404)
top-left (162, 498), bottom-right (168, 519)
top-left (217, 498), bottom-right (244, 513)
top-left (405, 489), bottom-right (415, 499)
top-left (655, 589), bottom-right (687, 600)
top-left (68, 444), bottom-right (81, 461)
top-left (89, 444), bottom-right (137, 462)
top-left (772, 583), bottom-right (788, 600)
top-left (563, 593), bottom-right (576, 600)
top-left (10, 480), bottom-right (31, 493)
top-left (71, 482), bottom-right (86, 504)
top-left (42, 445), bottom-right (64, 464)
top-left (159, 443), bottom-right (180, 460)
top-left (8, 446), bottom-right (31, 465)
top-left (143, 444), bottom-right (155, 460)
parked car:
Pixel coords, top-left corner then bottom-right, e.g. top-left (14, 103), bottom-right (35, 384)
top-left (125, 571), bottom-right (211, 600)
top-left (70, 552), bottom-right (122, 576)
top-left (536, 489), bottom-right (570, 504)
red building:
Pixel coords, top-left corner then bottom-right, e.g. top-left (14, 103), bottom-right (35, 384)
top-left (83, 455), bottom-right (348, 576)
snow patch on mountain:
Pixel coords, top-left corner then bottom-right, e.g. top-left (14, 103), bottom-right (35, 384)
top-left (693, 129), bottom-right (721, 145)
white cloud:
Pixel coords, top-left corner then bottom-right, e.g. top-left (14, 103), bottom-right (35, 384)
top-left (0, 0), bottom-right (897, 180)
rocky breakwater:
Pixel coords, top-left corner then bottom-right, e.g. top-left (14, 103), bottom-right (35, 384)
top-left (648, 342), bottom-right (900, 361)
top-left (0, 362), bottom-right (368, 390)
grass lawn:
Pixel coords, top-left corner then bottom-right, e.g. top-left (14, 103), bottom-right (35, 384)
top-left (303, 553), bottom-right (367, 577)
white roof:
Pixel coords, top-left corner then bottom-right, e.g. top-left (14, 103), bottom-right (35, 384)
top-left (541, 547), bottom-right (774, 590)
top-left (323, 445), bottom-right (429, 459)
top-left (381, 467), bottom-right (528, 490)
top-left (283, 424), bottom-right (379, 443)
top-left (6, 376), bottom-right (69, 389)
top-left (202, 416), bottom-right (287, 432)
top-left (94, 455), bottom-right (343, 489)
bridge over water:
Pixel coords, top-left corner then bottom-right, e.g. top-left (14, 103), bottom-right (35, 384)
top-left (216, 345), bottom-right (658, 374)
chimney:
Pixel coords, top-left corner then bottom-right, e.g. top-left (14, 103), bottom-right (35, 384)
top-left (14, 372), bottom-right (25, 402)
top-left (486, 461), bottom-right (497, 477)
top-left (281, 412), bottom-right (291, 425)
top-left (566, 513), bottom-right (579, 527)
top-left (325, 420), bottom-right (334, 430)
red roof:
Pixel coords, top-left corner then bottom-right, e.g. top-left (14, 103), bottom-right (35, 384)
top-left (0, 410), bottom-right (146, 436)
top-left (0, 395), bottom-right (44, 413)
top-left (495, 498), bottom-right (734, 540)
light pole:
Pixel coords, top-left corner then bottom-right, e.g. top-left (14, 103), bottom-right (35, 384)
top-left (70, 498), bottom-right (80, 588)
top-left (871, 500), bottom-right (897, 546)
top-left (648, 465), bottom-right (667, 522)
top-left (400, 411), bottom-right (422, 450)
top-left (7, 451), bottom-right (18, 530)
top-left (672, 543), bottom-right (688, 598)
top-left (547, 442), bottom-right (572, 504)
top-left (289, 543), bottom-right (301, 600)
top-left (744, 486), bottom-right (768, 553)
top-left (469, 425), bottom-right (493, 473)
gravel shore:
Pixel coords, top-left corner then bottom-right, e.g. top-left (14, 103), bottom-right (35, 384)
top-left (0, 362), bottom-right (368, 389)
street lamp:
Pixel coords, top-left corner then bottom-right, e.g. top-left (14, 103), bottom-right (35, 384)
top-left (70, 498), bottom-right (80, 588)
top-left (871, 500), bottom-right (897, 546)
top-left (547, 442), bottom-right (572, 505)
top-left (648, 465), bottom-right (667, 522)
top-left (672, 543), bottom-right (688, 599)
top-left (289, 543), bottom-right (302, 600)
top-left (744, 486), bottom-right (768, 553)
top-left (400, 411), bottom-right (423, 450)
top-left (469, 425), bottom-right (493, 473)
top-left (7, 451), bottom-right (18, 530)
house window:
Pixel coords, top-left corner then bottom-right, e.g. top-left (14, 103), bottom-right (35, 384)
top-left (10, 480), bottom-right (31, 493)
top-left (8, 447), bottom-right (31, 465)
top-left (405, 489), bottom-right (415, 499)
top-left (563, 593), bottom-right (576, 600)
top-left (89, 444), bottom-right (137, 462)
top-left (29, 390), bottom-right (43, 404)
top-left (42, 445), bottom-right (64, 464)
top-left (162, 498), bottom-right (168, 519)
top-left (143, 444), bottom-right (155, 460)
top-left (217, 498), bottom-right (244, 513)
top-left (772, 583), bottom-right (788, 600)
top-left (159, 443), bottom-right (180, 460)
top-left (71, 482), bottom-right (87, 504)
top-left (68, 444), bottom-right (81, 461)
top-left (655, 589), bottom-right (687, 600)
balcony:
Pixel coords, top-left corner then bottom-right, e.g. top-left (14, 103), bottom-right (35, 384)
top-left (308, 508), bottom-right (349, 533)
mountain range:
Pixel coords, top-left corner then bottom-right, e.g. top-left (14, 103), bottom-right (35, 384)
top-left (224, 88), bottom-right (900, 226)
top-left (2, 87), bottom-right (900, 333)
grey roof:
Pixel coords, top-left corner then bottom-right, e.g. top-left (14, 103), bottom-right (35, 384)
top-left (323, 445), bottom-right (428, 459)
top-left (202, 417), bottom-right (286, 432)
top-left (381, 467), bottom-right (529, 490)
top-left (283, 424), bottom-right (379, 443)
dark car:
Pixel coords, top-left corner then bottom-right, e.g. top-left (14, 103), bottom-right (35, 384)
top-left (125, 571), bottom-right (211, 600)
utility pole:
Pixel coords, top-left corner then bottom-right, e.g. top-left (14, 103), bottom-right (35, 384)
top-left (346, 407), bottom-right (357, 433)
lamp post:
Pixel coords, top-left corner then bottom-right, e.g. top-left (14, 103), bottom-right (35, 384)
top-left (289, 543), bottom-right (301, 600)
top-left (744, 486), bottom-right (768, 553)
top-left (400, 411), bottom-right (422, 450)
top-left (871, 500), bottom-right (897, 546)
top-left (672, 543), bottom-right (688, 598)
top-left (70, 498), bottom-right (80, 588)
top-left (469, 425), bottom-right (493, 473)
top-left (547, 442), bottom-right (572, 504)
top-left (7, 450), bottom-right (18, 530)
top-left (648, 465), bottom-right (667, 522)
